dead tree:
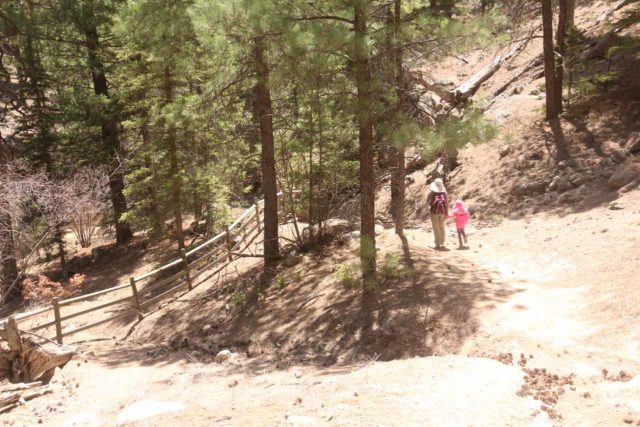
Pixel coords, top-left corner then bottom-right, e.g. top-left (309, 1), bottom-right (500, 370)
top-left (449, 40), bottom-right (529, 105)
top-left (0, 317), bottom-right (74, 384)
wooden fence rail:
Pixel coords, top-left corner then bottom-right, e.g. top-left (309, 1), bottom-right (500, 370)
top-left (1, 191), bottom-right (299, 343)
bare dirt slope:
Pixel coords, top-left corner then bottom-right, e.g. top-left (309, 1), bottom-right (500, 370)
top-left (5, 188), bottom-right (640, 426)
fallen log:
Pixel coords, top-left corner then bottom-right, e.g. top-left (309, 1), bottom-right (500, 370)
top-left (449, 40), bottom-right (529, 105)
top-left (492, 56), bottom-right (543, 98)
top-left (0, 317), bottom-right (75, 383)
top-left (0, 382), bottom-right (51, 413)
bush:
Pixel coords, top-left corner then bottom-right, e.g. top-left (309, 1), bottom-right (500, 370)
top-left (274, 276), bottom-right (287, 291)
top-left (230, 289), bottom-right (246, 307)
top-left (334, 263), bottom-right (360, 288)
top-left (22, 274), bottom-right (85, 304)
top-left (380, 254), bottom-right (400, 280)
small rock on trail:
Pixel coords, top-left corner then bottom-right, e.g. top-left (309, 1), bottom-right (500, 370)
top-left (216, 349), bottom-right (234, 363)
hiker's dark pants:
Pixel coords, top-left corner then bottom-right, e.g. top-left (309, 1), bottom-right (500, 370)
top-left (430, 213), bottom-right (446, 246)
top-left (457, 228), bottom-right (467, 246)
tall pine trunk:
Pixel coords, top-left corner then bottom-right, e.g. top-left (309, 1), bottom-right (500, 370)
top-left (163, 67), bottom-right (185, 250)
top-left (542, 0), bottom-right (558, 120)
top-left (354, 1), bottom-right (377, 283)
top-left (0, 211), bottom-right (19, 299)
top-left (390, 0), bottom-right (406, 236)
top-left (83, 18), bottom-right (133, 245)
top-left (253, 36), bottom-right (279, 264)
top-left (555, 0), bottom-right (568, 114)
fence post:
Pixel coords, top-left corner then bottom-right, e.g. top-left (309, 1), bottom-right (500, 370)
top-left (52, 297), bottom-right (63, 344)
top-left (129, 277), bottom-right (143, 321)
top-left (224, 225), bottom-right (233, 262)
top-left (180, 249), bottom-right (193, 291)
top-left (254, 200), bottom-right (262, 233)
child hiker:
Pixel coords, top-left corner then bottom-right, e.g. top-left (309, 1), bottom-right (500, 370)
top-left (449, 199), bottom-right (469, 248)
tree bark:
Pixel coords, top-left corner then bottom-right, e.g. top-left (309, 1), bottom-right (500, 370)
top-left (0, 317), bottom-right (74, 383)
top-left (0, 212), bottom-right (19, 299)
top-left (555, 0), bottom-right (569, 114)
top-left (163, 67), bottom-right (185, 250)
top-left (253, 36), bottom-right (279, 264)
top-left (141, 118), bottom-right (163, 239)
top-left (542, 0), bottom-right (559, 120)
top-left (390, 0), bottom-right (405, 236)
top-left (83, 16), bottom-right (133, 245)
top-left (353, 1), bottom-right (377, 283)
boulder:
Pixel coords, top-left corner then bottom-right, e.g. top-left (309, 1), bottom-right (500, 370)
top-left (607, 160), bottom-right (640, 189)
top-left (512, 180), bottom-right (547, 196)
top-left (215, 349), bottom-right (234, 363)
top-left (556, 176), bottom-right (574, 194)
top-left (569, 173), bottom-right (591, 187)
top-left (599, 167), bottom-right (616, 179)
top-left (541, 193), bottom-right (555, 205)
top-left (499, 145), bottom-right (510, 158)
top-left (558, 189), bottom-right (582, 204)
top-left (611, 148), bottom-right (629, 164)
top-left (529, 88), bottom-right (540, 96)
top-left (516, 155), bottom-right (532, 170)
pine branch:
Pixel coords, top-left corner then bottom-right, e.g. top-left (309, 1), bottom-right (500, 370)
top-left (290, 15), bottom-right (354, 25)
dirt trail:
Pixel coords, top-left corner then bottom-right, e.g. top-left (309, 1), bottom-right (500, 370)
top-left (5, 188), bottom-right (640, 426)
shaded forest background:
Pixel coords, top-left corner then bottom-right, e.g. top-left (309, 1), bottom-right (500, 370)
top-left (1, 0), bottom-right (634, 303)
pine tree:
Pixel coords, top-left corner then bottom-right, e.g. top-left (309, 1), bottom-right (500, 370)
top-left (542, 0), bottom-right (558, 120)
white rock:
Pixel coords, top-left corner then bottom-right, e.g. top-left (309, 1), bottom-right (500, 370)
top-left (215, 349), bottom-right (233, 363)
top-left (116, 400), bottom-right (185, 425)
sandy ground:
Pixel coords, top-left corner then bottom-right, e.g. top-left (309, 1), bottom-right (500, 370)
top-left (3, 188), bottom-right (640, 427)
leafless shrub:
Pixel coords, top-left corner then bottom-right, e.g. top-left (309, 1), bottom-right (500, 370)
top-left (56, 169), bottom-right (108, 248)
top-left (0, 161), bottom-right (108, 303)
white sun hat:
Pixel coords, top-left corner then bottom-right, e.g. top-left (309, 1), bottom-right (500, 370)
top-left (430, 178), bottom-right (446, 193)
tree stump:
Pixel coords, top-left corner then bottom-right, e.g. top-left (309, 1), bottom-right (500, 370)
top-left (0, 317), bottom-right (75, 383)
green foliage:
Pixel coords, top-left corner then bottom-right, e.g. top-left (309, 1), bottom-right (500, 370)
top-left (334, 263), bottom-right (360, 289)
top-left (380, 253), bottom-right (400, 280)
top-left (420, 107), bottom-right (498, 159)
top-left (490, 214), bottom-right (504, 225)
top-left (1, 0), bottom-right (519, 290)
top-left (273, 275), bottom-right (287, 291)
top-left (230, 289), bottom-right (246, 307)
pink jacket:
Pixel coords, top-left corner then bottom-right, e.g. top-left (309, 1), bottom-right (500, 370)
top-left (449, 200), bottom-right (469, 229)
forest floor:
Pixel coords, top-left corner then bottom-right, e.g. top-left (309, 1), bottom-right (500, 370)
top-left (4, 187), bottom-right (640, 426)
top-left (4, 1), bottom-right (640, 426)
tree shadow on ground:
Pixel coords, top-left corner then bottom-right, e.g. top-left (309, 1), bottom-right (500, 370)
top-left (94, 231), bottom-right (521, 376)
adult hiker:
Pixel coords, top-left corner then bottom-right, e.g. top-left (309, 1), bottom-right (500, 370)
top-left (427, 178), bottom-right (449, 249)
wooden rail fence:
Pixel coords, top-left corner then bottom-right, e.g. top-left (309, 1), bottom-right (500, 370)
top-left (1, 192), bottom-right (297, 343)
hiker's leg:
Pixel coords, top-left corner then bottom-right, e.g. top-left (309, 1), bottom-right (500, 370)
top-left (461, 228), bottom-right (467, 244)
top-left (430, 214), bottom-right (439, 246)
top-left (457, 228), bottom-right (463, 247)
top-left (437, 214), bottom-right (446, 245)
